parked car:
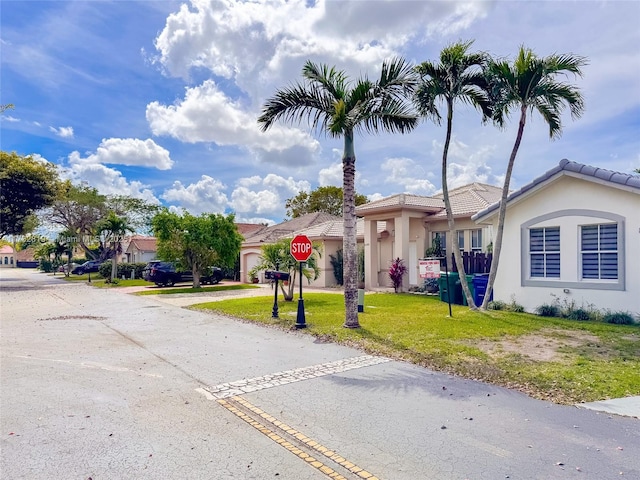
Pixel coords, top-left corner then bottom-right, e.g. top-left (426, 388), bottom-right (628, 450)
top-left (71, 260), bottom-right (103, 275)
top-left (201, 266), bottom-right (224, 285)
top-left (143, 261), bottom-right (224, 287)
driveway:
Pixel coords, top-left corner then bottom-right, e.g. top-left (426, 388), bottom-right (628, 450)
top-left (2, 268), bottom-right (639, 479)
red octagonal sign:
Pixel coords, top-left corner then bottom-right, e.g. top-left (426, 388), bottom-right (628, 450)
top-left (290, 234), bottom-right (313, 262)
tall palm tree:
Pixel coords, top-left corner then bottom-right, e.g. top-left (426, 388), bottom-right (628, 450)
top-left (259, 58), bottom-right (418, 328)
top-left (97, 212), bottom-right (134, 281)
top-left (480, 47), bottom-right (586, 309)
top-left (414, 40), bottom-right (492, 308)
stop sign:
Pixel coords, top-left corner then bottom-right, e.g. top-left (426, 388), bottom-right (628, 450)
top-left (290, 234), bottom-right (313, 262)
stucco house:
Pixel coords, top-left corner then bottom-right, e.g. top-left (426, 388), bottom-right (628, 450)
top-left (473, 159), bottom-right (640, 314)
top-left (123, 236), bottom-right (157, 264)
top-left (0, 245), bottom-right (15, 268)
top-left (240, 213), bottom-right (341, 284)
top-left (356, 183), bottom-right (503, 290)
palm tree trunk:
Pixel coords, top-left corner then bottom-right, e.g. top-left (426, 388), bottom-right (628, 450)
top-left (442, 100), bottom-right (476, 308)
top-left (342, 132), bottom-right (359, 328)
top-left (481, 105), bottom-right (527, 309)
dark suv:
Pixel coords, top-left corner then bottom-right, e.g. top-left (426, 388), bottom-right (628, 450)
top-left (143, 261), bottom-right (223, 287)
top-left (71, 260), bottom-right (103, 275)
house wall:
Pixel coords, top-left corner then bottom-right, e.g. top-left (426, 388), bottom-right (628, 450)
top-left (489, 176), bottom-right (640, 314)
top-left (425, 218), bottom-right (492, 255)
top-left (0, 253), bottom-right (15, 268)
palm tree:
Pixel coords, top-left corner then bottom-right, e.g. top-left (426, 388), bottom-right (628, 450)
top-left (414, 40), bottom-right (492, 308)
top-left (97, 212), bottom-right (133, 281)
top-left (258, 58), bottom-right (418, 328)
top-left (480, 47), bottom-right (586, 310)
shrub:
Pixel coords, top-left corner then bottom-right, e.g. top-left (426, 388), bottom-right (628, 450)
top-left (603, 311), bottom-right (636, 325)
top-left (487, 300), bottom-right (507, 311)
top-left (329, 249), bottom-right (344, 286)
top-left (388, 258), bottom-right (407, 293)
top-left (566, 308), bottom-right (592, 321)
top-left (536, 303), bottom-right (561, 317)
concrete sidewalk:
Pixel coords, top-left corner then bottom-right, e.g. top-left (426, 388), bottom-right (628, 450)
top-left (137, 282), bottom-right (640, 420)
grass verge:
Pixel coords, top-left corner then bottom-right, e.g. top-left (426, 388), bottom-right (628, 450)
top-left (192, 292), bottom-right (640, 404)
top-left (134, 284), bottom-right (258, 295)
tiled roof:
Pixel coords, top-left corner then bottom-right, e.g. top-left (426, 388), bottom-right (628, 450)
top-left (16, 248), bottom-right (35, 262)
top-left (355, 183), bottom-right (503, 219)
top-left (355, 193), bottom-right (443, 214)
top-left (236, 223), bottom-right (267, 238)
top-left (431, 183), bottom-right (503, 218)
top-left (0, 245), bottom-right (14, 254)
top-left (294, 219), bottom-right (387, 239)
top-left (243, 212), bottom-right (341, 244)
top-left (126, 236), bottom-right (157, 252)
top-left (473, 159), bottom-right (640, 222)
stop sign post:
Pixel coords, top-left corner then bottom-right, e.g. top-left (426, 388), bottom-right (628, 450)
top-left (290, 235), bottom-right (312, 328)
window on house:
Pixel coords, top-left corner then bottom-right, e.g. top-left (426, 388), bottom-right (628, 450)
top-left (431, 232), bottom-right (447, 258)
top-left (581, 223), bottom-right (618, 280)
top-left (471, 229), bottom-right (482, 252)
top-left (529, 227), bottom-right (560, 278)
top-left (457, 230), bottom-right (465, 252)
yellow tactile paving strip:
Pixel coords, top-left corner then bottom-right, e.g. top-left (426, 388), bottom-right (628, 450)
top-left (218, 396), bottom-right (381, 480)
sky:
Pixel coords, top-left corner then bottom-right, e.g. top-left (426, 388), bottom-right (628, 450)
top-left (2, 0), bottom-right (639, 227)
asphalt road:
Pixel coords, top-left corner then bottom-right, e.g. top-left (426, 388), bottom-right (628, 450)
top-left (1, 269), bottom-right (638, 480)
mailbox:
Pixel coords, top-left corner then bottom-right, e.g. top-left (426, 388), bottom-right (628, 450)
top-left (264, 270), bottom-right (290, 281)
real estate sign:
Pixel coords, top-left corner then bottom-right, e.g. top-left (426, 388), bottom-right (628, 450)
top-left (419, 259), bottom-right (440, 279)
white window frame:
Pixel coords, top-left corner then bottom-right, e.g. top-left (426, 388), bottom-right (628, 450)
top-left (580, 223), bottom-right (618, 281)
top-left (520, 210), bottom-right (625, 290)
top-left (471, 229), bottom-right (482, 252)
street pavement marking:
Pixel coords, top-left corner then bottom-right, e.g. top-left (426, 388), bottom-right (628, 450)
top-left (202, 354), bottom-right (390, 399)
top-left (218, 396), bottom-right (381, 480)
top-left (9, 355), bottom-right (163, 378)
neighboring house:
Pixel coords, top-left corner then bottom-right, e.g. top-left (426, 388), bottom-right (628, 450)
top-left (356, 183), bottom-right (503, 290)
top-left (0, 245), bottom-right (15, 268)
top-left (473, 159), bottom-right (640, 314)
top-left (16, 247), bottom-right (37, 268)
top-left (123, 236), bottom-right (157, 264)
top-left (240, 213), bottom-right (341, 284)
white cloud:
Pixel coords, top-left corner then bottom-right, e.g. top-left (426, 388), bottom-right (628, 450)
top-left (146, 79), bottom-right (320, 166)
top-left (161, 175), bottom-right (228, 215)
top-left (49, 125), bottom-right (74, 138)
top-left (2, 115), bottom-right (19, 122)
top-left (431, 137), bottom-right (505, 190)
top-left (59, 158), bottom-right (159, 204)
top-left (72, 138), bottom-right (173, 170)
top-left (380, 157), bottom-right (437, 195)
top-left (318, 162), bottom-right (343, 187)
top-left (230, 174), bottom-right (310, 216)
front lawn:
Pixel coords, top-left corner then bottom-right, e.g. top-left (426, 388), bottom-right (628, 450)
top-left (192, 292), bottom-right (640, 404)
top-left (134, 284), bottom-right (258, 295)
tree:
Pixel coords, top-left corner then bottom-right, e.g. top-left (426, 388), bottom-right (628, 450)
top-left (634, 168), bottom-right (640, 174)
top-left (480, 47), bottom-right (586, 310)
top-left (0, 151), bottom-right (60, 238)
top-left (259, 58), bottom-right (418, 328)
top-left (249, 238), bottom-right (322, 301)
top-left (44, 183), bottom-right (157, 260)
top-left (44, 182), bottom-right (108, 259)
top-left (285, 186), bottom-right (368, 219)
top-left (151, 209), bottom-right (242, 288)
top-left (0, 104), bottom-right (14, 114)
top-left (414, 40), bottom-right (492, 308)
top-left (96, 212), bottom-right (134, 281)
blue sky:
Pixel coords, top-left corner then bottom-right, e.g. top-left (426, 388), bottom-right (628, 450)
top-left (2, 0), bottom-right (639, 226)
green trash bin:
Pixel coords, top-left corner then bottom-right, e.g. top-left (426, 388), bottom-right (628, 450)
top-left (458, 275), bottom-right (475, 306)
top-left (438, 272), bottom-right (461, 304)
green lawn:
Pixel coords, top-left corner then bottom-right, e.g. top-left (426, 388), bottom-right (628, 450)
top-left (192, 292), bottom-right (640, 404)
top-left (134, 284), bottom-right (259, 295)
